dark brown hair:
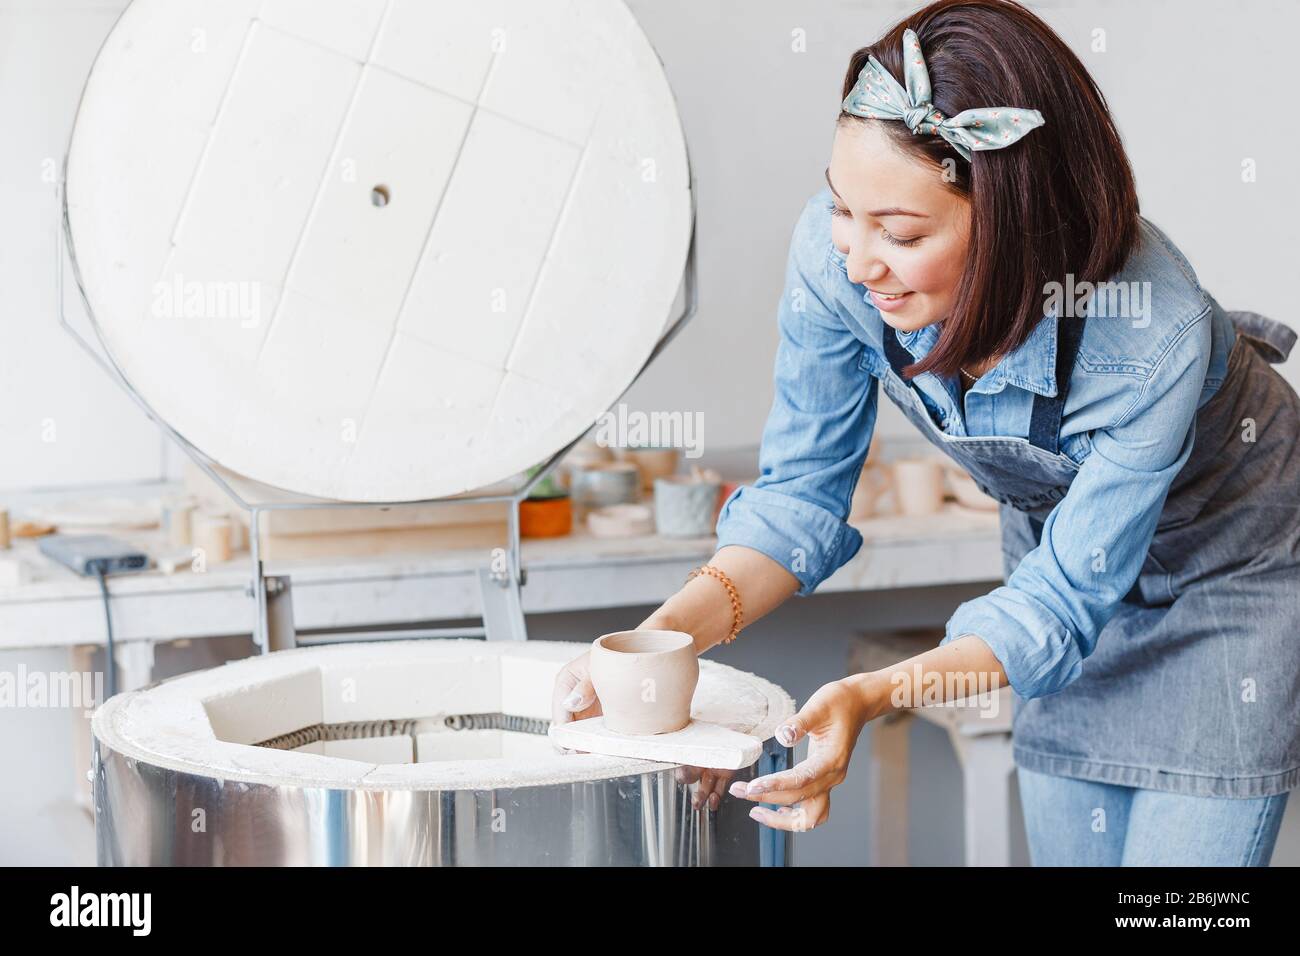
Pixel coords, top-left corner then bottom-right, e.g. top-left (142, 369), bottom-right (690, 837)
top-left (839, 0), bottom-right (1139, 379)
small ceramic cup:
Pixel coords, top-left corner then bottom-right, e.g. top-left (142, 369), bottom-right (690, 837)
top-left (589, 629), bottom-right (699, 735)
top-left (892, 457), bottom-right (947, 516)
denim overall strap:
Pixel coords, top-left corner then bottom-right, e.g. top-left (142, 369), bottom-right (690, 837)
top-left (882, 324), bottom-right (919, 382)
top-left (882, 313), bottom-right (1087, 454)
top-left (1027, 315), bottom-right (1086, 455)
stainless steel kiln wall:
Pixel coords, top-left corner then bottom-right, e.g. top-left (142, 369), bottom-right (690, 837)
top-left (94, 739), bottom-right (791, 866)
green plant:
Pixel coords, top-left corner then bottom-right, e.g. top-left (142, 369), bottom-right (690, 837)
top-left (525, 463), bottom-right (567, 500)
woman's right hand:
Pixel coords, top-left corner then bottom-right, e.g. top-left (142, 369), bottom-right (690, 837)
top-left (551, 650), bottom-right (602, 726)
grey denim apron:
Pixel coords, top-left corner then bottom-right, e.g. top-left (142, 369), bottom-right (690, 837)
top-left (878, 308), bottom-right (1300, 798)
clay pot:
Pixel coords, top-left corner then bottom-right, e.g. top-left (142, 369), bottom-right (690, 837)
top-left (615, 446), bottom-right (681, 491)
top-left (191, 510), bottom-right (233, 562)
top-left (589, 629), bottom-right (699, 735)
top-left (559, 440), bottom-right (613, 491)
top-left (653, 475), bottom-right (721, 537)
top-left (161, 497), bottom-right (196, 548)
top-left (519, 495), bottom-right (573, 538)
top-left (892, 458), bottom-right (946, 516)
top-left (569, 462), bottom-right (640, 509)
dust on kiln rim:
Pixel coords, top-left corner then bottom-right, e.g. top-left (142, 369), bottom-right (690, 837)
top-left (91, 640), bottom-right (794, 791)
top-left (64, 0), bottom-right (694, 503)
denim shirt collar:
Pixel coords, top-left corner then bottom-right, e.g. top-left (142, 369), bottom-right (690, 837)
top-left (879, 286), bottom-right (1061, 398)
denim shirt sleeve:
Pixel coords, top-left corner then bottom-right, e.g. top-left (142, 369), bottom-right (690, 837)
top-left (714, 197), bottom-right (878, 596)
top-left (943, 307), bottom-right (1214, 698)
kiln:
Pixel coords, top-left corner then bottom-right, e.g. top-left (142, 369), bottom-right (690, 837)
top-left (66, 0), bottom-right (795, 865)
top-left (94, 641), bottom-right (793, 865)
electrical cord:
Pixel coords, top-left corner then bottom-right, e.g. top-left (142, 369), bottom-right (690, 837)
top-left (89, 559), bottom-right (117, 699)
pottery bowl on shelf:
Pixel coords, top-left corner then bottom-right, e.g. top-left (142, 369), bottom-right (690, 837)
top-left (589, 629), bottom-right (700, 735)
top-left (587, 503), bottom-right (655, 538)
top-left (570, 462), bottom-right (641, 509)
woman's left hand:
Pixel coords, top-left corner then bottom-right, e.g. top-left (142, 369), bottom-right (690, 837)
top-left (728, 674), bottom-right (879, 831)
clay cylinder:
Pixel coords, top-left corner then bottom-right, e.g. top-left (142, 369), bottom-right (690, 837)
top-left (191, 510), bottom-right (233, 563)
top-left (589, 629), bottom-right (699, 735)
top-left (892, 458), bottom-right (946, 516)
top-left (0, 509), bottom-right (10, 550)
top-left (163, 498), bottom-right (195, 548)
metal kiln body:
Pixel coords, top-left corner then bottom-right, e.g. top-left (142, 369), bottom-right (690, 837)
top-left (95, 739), bottom-right (789, 866)
top-left (92, 641), bottom-right (794, 866)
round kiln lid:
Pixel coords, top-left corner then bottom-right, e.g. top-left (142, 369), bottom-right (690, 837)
top-left (65, 0), bottom-right (692, 502)
top-left (91, 640), bottom-right (793, 790)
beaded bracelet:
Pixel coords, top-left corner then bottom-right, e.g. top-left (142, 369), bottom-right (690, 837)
top-left (685, 564), bottom-right (744, 644)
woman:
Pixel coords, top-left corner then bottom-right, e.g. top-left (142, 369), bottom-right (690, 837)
top-left (552, 0), bottom-right (1298, 865)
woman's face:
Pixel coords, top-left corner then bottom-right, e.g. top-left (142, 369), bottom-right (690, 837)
top-left (827, 119), bottom-right (971, 334)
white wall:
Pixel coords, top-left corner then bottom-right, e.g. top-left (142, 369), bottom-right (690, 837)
top-left (0, 0), bottom-right (168, 493)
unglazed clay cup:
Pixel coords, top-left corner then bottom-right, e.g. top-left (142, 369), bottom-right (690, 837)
top-left (589, 629), bottom-right (699, 735)
top-left (892, 457), bottom-right (946, 516)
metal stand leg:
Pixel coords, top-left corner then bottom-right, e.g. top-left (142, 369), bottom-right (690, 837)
top-left (477, 567), bottom-right (526, 642)
top-left (264, 576), bottom-right (296, 651)
top-left (478, 497), bottom-right (527, 642)
top-left (757, 736), bottom-right (793, 867)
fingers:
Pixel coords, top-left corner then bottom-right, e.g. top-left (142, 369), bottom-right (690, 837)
top-left (690, 768), bottom-right (735, 811)
top-left (550, 655), bottom-right (599, 726)
top-left (675, 766), bottom-right (703, 786)
top-left (748, 793), bottom-right (830, 832)
top-left (727, 754), bottom-right (840, 806)
top-left (773, 683), bottom-right (845, 747)
top-left (773, 717), bottom-right (803, 748)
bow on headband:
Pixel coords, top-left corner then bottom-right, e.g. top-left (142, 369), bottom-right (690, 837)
top-left (841, 28), bottom-right (1045, 161)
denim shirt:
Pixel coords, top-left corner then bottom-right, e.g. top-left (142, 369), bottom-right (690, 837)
top-left (715, 185), bottom-right (1237, 700)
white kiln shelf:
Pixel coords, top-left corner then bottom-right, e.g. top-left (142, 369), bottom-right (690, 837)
top-left (549, 717), bottom-right (764, 770)
top-left (65, 0), bottom-right (692, 502)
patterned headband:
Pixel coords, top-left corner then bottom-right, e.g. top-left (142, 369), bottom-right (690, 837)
top-left (841, 28), bottom-right (1045, 161)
